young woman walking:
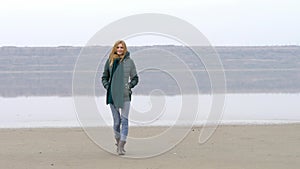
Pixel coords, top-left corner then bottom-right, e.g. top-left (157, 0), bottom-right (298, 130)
top-left (102, 40), bottom-right (138, 155)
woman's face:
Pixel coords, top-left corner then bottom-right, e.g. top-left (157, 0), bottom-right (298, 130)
top-left (116, 43), bottom-right (124, 56)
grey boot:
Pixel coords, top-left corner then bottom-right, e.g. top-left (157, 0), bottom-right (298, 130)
top-left (115, 138), bottom-right (120, 152)
top-left (118, 141), bottom-right (126, 155)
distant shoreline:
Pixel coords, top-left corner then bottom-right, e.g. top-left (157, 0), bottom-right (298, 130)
top-left (1, 45), bottom-right (300, 48)
top-left (1, 45), bottom-right (299, 96)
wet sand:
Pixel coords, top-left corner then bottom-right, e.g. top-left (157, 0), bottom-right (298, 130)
top-left (1, 124), bottom-right (299, 169)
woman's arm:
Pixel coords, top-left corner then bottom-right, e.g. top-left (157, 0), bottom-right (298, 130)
top-left (101, 59), bottom-right (110, 89)
top-left (128, 60), bottom-right (139, 89)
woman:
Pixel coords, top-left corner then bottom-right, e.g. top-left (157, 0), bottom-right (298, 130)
top-left (102, 40), bottom-right (138, 155)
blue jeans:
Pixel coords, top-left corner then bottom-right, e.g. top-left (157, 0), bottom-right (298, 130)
top-left (109, 101), bottom-right (130, 141)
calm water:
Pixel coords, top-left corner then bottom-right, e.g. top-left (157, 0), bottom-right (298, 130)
top-left (0, 94), bottom-right (300, 128)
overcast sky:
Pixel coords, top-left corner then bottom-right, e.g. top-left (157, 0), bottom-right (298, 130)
top-left (1, 0), bottom-right (299, 46)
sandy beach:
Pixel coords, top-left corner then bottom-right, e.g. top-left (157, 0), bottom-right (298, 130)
top-left (1, 124), bottom-right (299, 169)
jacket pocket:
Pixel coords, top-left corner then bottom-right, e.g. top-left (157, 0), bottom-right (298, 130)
top-left (124, 83), bottom-right (132, 98)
